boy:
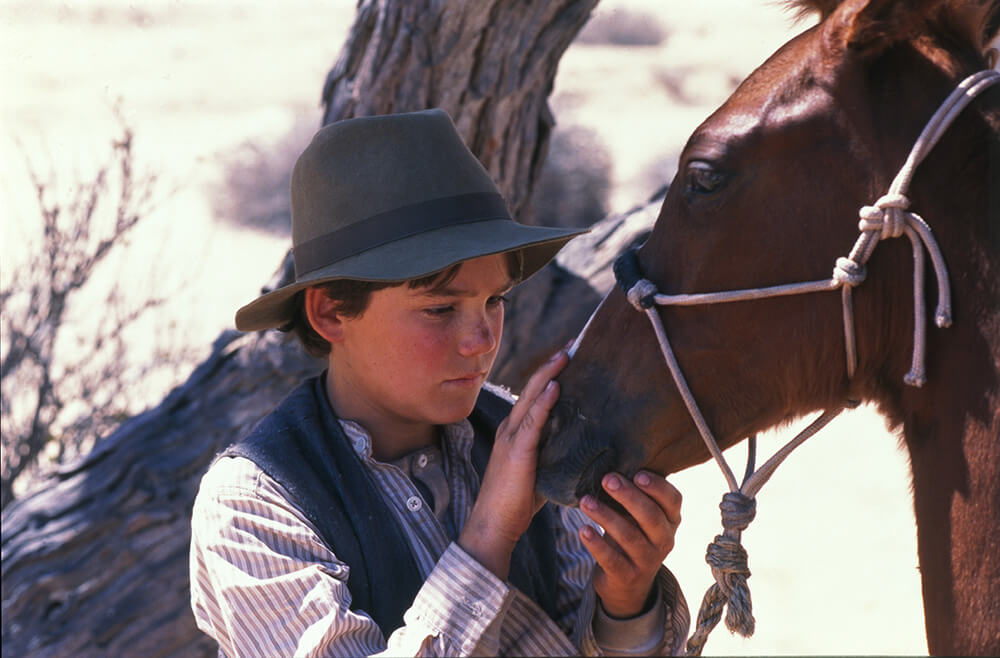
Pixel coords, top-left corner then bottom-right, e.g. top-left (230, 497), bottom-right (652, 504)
top-left (190, 109), bottom-right (689, 656)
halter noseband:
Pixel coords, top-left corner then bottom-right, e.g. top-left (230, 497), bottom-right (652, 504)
top-left (571, 69), bottom-right (999, 656)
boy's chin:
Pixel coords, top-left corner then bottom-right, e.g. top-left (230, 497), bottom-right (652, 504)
top-left (431, 395), bottom-right (480, 425)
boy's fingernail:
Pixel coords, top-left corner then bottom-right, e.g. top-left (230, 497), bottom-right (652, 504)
top-left (635, 472), bottom-right (651, 487)
top-left (581, 525), bottom-right (596, 540)
top-left (604, 474), bottom-right (621, 491)
top-left (581, 495), bottom-right (598, 511)
top-left (544, 380), bottom-right (556, 393)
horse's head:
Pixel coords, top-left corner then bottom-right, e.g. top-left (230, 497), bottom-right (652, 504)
top-left (537, 0), bottom-right (999, 506)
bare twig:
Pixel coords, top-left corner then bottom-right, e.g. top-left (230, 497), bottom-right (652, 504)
top-left (0, 114), bottom-right (191, 510)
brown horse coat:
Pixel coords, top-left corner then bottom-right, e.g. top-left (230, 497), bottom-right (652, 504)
top-left (538, 1), bottom-right (1000, 654)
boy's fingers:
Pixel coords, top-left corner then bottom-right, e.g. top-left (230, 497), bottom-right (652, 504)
top-left (579, 524), bottom-right (630, 575)
top-left (607, 472), bottom-right (681, 554)
top-left (504, 349), bottom-right (567, 431)
top-left (602, 474), bottom-right (664, 534)
top-left (633, 472), bottom-right (682, 526)
top-left (581, 493), bottom-right (660, 569)
top-left (581, 493), bottom-right (646, 550)
top-left (509, 381), bottom-right (559, 449)
top-left (585, 474), bottom-right (681, 561)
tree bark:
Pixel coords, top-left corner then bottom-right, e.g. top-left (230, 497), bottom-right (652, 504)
top-left (321, 0), bottom-right (597, 221)
top-left (0, 1), bottom-right (628, 655)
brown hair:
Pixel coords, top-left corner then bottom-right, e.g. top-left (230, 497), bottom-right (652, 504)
top-left (284, 251), bottom-right (524, 358)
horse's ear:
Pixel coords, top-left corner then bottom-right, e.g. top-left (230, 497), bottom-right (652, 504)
top-left (985, 2), bottom-right (1000, 46)
top-left (823, 0), bottom-right (943, 56)
top-left (782, 0), bottom-right (842, 21)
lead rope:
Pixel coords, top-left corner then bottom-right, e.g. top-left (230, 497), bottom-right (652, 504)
top-left (619, 268), bottom-right (856, 656)
top-left (568, 69), bottom-right (998, 656)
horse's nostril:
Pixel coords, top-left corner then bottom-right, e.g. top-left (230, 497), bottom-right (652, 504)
top-left (542, 400), bottom-right (578, 445)
top-left (573, 448), bottom-right (617, 502)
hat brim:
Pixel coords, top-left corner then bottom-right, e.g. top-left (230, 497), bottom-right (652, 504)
top-left (235, 219), bottom-right (586, 331)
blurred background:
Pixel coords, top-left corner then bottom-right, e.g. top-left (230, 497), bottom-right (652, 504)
top-left (2, 0), bottom-right (927, 653)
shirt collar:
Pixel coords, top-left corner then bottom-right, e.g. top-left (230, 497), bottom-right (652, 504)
top-left (338, 417), bottom-right (475, 464)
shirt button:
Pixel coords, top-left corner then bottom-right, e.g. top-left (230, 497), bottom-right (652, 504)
top-left (406, 496), bottom-right (423, 512)
top-left (416, 454), bottom-right (429, 469)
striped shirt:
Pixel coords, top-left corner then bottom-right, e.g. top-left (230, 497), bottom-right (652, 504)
top-left (190, 417), bottom-right (689, 657)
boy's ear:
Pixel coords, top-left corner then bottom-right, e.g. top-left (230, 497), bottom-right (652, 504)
top-left (304, 287), bottom-right (345, 344)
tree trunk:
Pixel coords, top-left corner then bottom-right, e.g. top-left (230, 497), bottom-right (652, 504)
top-left (321, 0), bottom-right (597, 222)
top-left (0, 1), bottom-right (618, 656)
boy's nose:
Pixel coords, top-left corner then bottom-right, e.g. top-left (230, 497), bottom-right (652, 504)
top-left (459, 318), bottom-right (497, 356)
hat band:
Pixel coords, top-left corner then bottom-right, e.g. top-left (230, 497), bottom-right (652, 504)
top-left (293, 192), bottom-right (512, 278)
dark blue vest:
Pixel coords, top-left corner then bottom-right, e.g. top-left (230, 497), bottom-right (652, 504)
top-left (220, 376), bottom-right (561, 639)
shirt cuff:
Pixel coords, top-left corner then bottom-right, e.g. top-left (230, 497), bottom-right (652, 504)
top-left (403, 542), bottom-right (512, 656)
top-left (593, 586), bottom-right (665, 655)
top-left (577, 565), bottom-right (690, 656)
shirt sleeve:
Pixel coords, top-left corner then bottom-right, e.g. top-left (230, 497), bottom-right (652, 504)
top-left (550, 505), bottom-right (691, 656)
top-left (189, 457), bottom-right (515, 658)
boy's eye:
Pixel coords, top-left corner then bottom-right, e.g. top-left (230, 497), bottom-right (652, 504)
top-left (423, 305), bottom-right (454, 316)
top-left (422, 295), bottom-right (508, 317)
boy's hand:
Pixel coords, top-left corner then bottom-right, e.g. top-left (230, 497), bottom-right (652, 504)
top-left (579, 471), bottom-right (682, 618)
top-left (458, 349), bottom-right (569, 579)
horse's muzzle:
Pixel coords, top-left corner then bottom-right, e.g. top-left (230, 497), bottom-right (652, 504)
top-left (536, 399), bottom-right (625, 506)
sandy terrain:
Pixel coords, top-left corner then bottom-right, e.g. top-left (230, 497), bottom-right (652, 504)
top-left (2, 0), bottom-right (929, 653)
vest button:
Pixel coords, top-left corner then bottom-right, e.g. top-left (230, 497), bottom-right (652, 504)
top-left (416, 453), bottom-right (429, 469)
top-left (406, 496), bottom-right (423, 512)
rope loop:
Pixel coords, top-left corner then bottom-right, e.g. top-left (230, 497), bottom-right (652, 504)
top-left (875, 193), bottom-right (909, 209)
top-left (832, 256), bottom-right (867, 287)
top-left (858, 193), bottom-right (910, 239)
top-left (875, 193), bottom-right (910, 239)
top-left (626, 279), bottom-right (658, 310)
top-left (719, 491), bottom-right (756, 532)
top-left (858, 204), bottom-right (883, 230)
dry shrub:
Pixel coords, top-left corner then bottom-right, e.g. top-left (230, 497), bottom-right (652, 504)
top-left (575, 8), bottom-right (666, 47)
top-left (213, 116), bottom-right (318, 235)
top-left (1, 114), bottom-right (195, 509)
top-left (531, 125), bottom-right (612, 229)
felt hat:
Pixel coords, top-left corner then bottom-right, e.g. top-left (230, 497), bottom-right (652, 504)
top-left (235, 109), bottom-right (585, 331)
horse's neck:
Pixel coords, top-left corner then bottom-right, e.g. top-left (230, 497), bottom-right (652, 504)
top-left (896, 113), bottom-right (1000, 654)
top-left (903, 334), bottom-right (999, 655)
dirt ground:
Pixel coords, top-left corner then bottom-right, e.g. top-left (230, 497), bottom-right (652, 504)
top-left (2, 0), bottom-right (929, 653)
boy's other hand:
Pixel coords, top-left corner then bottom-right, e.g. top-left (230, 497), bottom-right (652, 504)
top-left (578, 471), bottom-right (682, 618)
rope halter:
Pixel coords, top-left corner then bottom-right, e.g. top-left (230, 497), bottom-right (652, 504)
top-left (567, 69), bottom-right (999, 656)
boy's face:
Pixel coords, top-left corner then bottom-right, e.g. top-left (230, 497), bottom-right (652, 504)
top-left (331, 253), bottom-right (514, 428)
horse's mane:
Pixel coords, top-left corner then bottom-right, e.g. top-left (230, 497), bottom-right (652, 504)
top-left (783, 0), bottom-right (1000, 52)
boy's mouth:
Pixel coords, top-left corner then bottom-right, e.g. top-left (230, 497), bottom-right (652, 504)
top-left (444, 372), bottom-right (487, 385)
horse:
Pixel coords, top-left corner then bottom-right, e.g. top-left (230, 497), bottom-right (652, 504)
top-left (535, 0), bottom-right (1000, 654)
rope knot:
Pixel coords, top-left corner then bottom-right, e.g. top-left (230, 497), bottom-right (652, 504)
top-left (832, 256), bottom-right (867, 287)
top-left (704, 533), bottom-right (755, 638)
top-left (626, 279), bottom-right (658, 310)
top-left (859, 194), bottom-right (909, 239)
top-left (706, 534), bottom-right (750, 579)
top-left (719, 491), bottom-right (756, 532)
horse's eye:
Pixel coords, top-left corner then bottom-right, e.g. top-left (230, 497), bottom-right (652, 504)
top-left (685, 161), bottom-right (726, 195)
